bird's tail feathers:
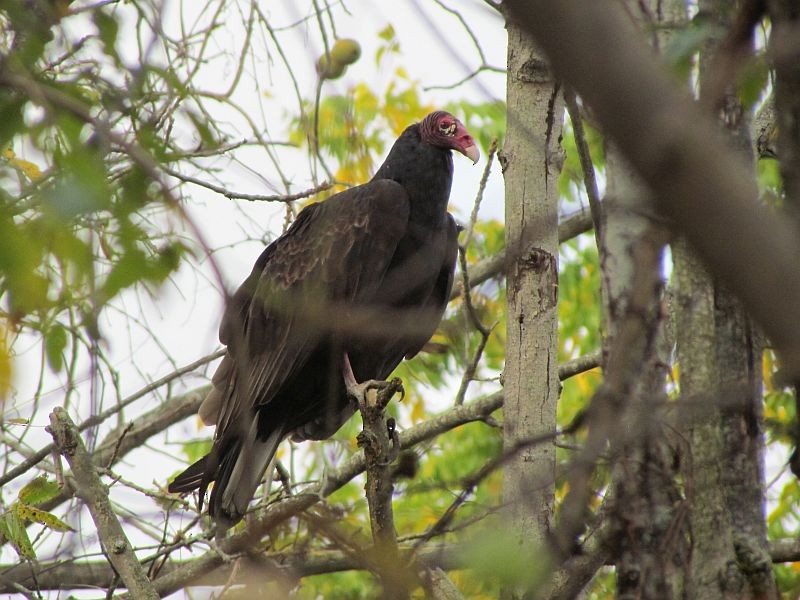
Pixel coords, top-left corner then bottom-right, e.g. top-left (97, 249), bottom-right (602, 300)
top-left (209, 420), bottom-right (285, 528)
top-left (168, 455), bottom-right (208, 494)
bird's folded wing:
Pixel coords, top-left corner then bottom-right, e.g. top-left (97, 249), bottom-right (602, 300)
top-left (213, 180), bottom-right (411, 438)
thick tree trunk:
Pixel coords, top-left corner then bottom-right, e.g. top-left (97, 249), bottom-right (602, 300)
top-left (597, 4), bottom-right (687, 598)
top-left (674, 238), bottom-right (740, 600)
top-left (674, 1), bottom-right (776, 597)
top-left (500, 16), bottom-right (563, 599)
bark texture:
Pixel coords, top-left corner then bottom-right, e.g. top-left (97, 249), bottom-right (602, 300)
top-left (500, 16), bottom-right (563, 598)
top-left (767, 0), bottom-right (800, 208)
top-left (46, 408), bottom-right (159, 600)
top-left (600, 4), bottom-right (687, 597)
top-left (674, 1), bottom-right (777, 596)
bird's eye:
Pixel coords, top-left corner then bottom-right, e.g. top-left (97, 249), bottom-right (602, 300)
top-left (439, 121), bottom-right (456, 136)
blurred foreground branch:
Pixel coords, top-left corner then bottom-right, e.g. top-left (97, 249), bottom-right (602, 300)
top-left (504, 0), bottom-right (800, 377)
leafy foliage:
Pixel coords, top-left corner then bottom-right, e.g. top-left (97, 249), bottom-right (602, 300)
top-left (0, 476), bottom-right (70, 560)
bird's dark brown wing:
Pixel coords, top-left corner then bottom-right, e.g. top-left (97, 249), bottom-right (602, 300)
top-left (212, 179), bottom-right (411, 441)
top-left (403, 213), bottom-right (459, 360)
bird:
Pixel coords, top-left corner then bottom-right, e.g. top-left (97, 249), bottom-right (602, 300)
top-left (168, 110), bottom-right (479, 528)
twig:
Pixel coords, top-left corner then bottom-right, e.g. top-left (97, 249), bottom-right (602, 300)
top-left (423, 64), bottom-right (505, 91)
top-left (46, 408), bottom-right (159, 600)
top-left (448, 207), bottom-right (594, 301)
top-left (453, 143), bottom-right (497, 405)
top-left (0, 350), bottom-right (222, 489)
top-left (564, 87), bottom-right (603, 245)
top-left (162, 166), bottom-right (333, 203)
top-left (464, 139), bottom-right (497, 248)
top-left (454, 246), bottom-right (494, 406)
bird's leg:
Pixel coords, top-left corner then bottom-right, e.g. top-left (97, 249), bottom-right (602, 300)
top-left (342, 352), bottom-right (404, 410)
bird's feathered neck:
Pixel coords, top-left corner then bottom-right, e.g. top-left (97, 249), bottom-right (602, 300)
top-left (372, 123), bottom-right (453, 227)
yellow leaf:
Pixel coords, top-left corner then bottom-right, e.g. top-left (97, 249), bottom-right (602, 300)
top-left (15, 503), bottom-right (73, 532)
top-left (12, 158), bottom-right (42, 181)
top-left (2, 148), bottom-right (43, 181)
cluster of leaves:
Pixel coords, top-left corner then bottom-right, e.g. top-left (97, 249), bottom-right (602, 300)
top-left (0, 476), bottom-right (69, 561)
top-left (0, 3), bottom-right (215, 396)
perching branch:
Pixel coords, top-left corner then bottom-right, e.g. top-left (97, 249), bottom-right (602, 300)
top-left (352, 377), bottom-right (409, 599)
top-left (46, 408), bottom-right (159, 600)
top-left (143, 352), bottom-right (596, 596)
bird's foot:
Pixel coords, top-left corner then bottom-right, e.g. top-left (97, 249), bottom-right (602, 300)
top-left (342, 353), bottom-right (404, 409)
top-left (346, 377), bottom-right (404, 410)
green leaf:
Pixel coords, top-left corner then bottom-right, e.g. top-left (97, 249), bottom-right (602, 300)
top-left (0, 510), bottom-right (36, 560)
top-left (93, 9), bottom-right (120, 65)
top-left (18, 475), bottom-right (62, 506)
top-left (737, 58), bottom-right (769, 110)
top-left (181, 438), bottom-right (213, 464)
top-left (15, 503), bottom-right (73, 532)
top-left (44, 323), bottom-right (68, 373)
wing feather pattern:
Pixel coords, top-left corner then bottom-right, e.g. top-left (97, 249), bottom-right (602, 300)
top-left (171, 180), bottom-right (410, 523)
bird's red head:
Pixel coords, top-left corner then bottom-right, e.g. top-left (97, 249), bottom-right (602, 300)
top-left (419, 111), bottom-right (480, 164)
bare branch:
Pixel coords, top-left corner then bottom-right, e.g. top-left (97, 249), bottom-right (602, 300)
top-left (0, 351), bottom-right (222, 489)
top-left (162, 166), bottom-right (335, 203)
top-left (46, 408), bottom-right (159, 600)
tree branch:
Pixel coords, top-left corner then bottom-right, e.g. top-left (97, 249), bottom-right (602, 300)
top-left (0, 351), bottom-right (222, 489)
top-left (352, 378), bottom-right (409, 599)
top-left (45, 408), bottom-right (159, 600)
top-left (6, 536), bottom-right (800, 594)
top-left (449, 207), bottom-right (593, 301)
top-left (162, 166), bottom-right (334, 203)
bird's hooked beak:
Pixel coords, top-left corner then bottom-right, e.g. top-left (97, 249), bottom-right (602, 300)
top-left (462, 144), bottom-right (480, 165)
top-left (453, 120), bottom-right (480, 165)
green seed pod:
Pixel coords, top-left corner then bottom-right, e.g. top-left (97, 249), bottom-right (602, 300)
top-left (316, 54), bottom-right (346, 80)
top-left (330, 38), bottom-right (361, 66)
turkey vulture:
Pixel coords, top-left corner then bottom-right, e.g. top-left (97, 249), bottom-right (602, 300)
top-left (168, 111), bottom-right (479, 527)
